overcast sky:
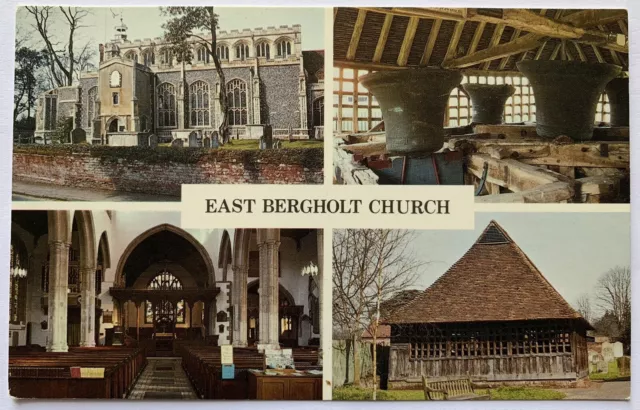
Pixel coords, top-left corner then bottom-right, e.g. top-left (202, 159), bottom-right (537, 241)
top-left (16, 6), bottom-right (325, 58)
top-left (403, 212), bottom-right (630, 314)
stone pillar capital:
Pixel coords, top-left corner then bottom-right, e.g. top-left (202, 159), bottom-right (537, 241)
top-left (49, 240), bottom-right (71, 251)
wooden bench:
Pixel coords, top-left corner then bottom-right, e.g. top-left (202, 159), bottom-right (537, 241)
top-left (422, 376), bottom-right (490, 401)
top-left (9, 347), bottom-right (146, 399)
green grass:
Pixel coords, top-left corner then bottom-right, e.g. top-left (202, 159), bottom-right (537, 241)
top-left (590, 360), bottom-right (628, 381)
top-left (333, 386), bottom-right (566, 401)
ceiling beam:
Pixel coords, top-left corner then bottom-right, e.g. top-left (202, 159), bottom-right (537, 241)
top-left (481, 24), bottom-right (505, 70)
top-left (599, 24), bottom-right (622, 66)
top-left (397, 16), bottom-right (420, 66)
top-left (445, 21), bottom-right (465, 61)
top-left (534, 40), bottom-right (548, 60)
top-left (360, 7), bottom-right (467, 22)
top-left (419, 19), bottom-right (442, 66)
top-left (443, 33), bottom-right (544, 68)
top-left (573, 42), bottom-right (587, 62)
top-left (499, 28), bottom-right (521, 69)
top-left (373, 14), bottom-right (394, 63)
top-left (591, 44), bottom-right (605, 63)
top-left (346, 9), bottom-right (367, 60)
top-left (468, 22), bottom-right (486, 54)
top-left (550, 42), bottom-right (562, 60)
top-left (561, 9), bottom-right (627, 28)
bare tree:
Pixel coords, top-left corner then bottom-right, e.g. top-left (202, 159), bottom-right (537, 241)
top-left (595, 266), bottom-right (631, 351)
top-left (575, 293), bottom-right (593, 325)
top-left (161, 7), bottom-right (230, 140)
top-left (24, 6), bottom-right (90, 87)
top-left (333, 229), bottom-right (424, 392)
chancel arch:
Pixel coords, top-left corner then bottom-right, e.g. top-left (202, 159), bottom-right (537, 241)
top-left (110, 223), bottom-right (217, 353)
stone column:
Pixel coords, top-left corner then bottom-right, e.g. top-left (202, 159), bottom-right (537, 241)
top-left (316, 229), bottom-right (324, 365)
top-left (47, 240), bottom-right (71, 352)
top-left (79, 265), bottom-right (96, 347)
top-left (232, 265), bottom-right (248, 347)
top-left (257, 229), bottom-right (280, 351)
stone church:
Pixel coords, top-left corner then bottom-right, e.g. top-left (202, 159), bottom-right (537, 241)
top-left (10, 210), bottom-right (323, 354)
top-left (34, 20), bottom-right (325, 145)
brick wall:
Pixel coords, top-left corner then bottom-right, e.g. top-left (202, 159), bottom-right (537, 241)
top-left (13, 145), bottom-right (323, 197)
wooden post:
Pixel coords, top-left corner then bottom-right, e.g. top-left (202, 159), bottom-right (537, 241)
top-left (136, 302), bottom-right (140, 341)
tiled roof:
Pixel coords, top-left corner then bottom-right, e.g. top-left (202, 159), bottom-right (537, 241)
top-left (387, 220), bottom-right (586, 325)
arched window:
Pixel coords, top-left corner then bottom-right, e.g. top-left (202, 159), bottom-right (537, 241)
top-left (87, 87), bottom-right (97, 127)
top-left (226, 79), bottom-right (247, 126)
top-left (256, 42), bottom-right (270, 59)
top-left (44, 91), bottom-right (58, 131)
top-left (189, 80), bottom-right (210, 127)
top-left (196, 46), bottom-right (210, 63)
top-left (235, 43), bottom-right (250, 60)
top-left (9, 239), bottom-right (28, 325)
top-left (276, 39), bottom-right (292, 57)
top-left (157, 83), bottom-right (176, 128)
top-left (216, 45), bottom-right (229, 60)
top-left (145, 270), bottom-right (185, 324)
top-left (142, 49), bottom-right (155, 66)
top-left (312, 97), bottom-right (324, 127)
top-left (110, 71), bottom-right (122, 88)
top-left (159, 48), bottom-right (173, 65)
top-left (124, 50), bottom-right (137, 62)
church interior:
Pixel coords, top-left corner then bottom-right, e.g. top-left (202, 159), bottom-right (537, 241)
top-left (9, 210), bottom-right (323, 399)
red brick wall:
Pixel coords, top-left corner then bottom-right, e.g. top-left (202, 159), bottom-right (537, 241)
top-left (13, 146), bottom-right (323, 197)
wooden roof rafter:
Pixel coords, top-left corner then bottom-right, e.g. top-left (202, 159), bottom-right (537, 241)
top-left (333, 7), bottom-right (629, 72)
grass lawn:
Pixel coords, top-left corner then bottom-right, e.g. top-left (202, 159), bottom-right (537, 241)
top-left (590, 360), bottom-right (629, 381)
top-left (333, 386), bottom-right (566, 401)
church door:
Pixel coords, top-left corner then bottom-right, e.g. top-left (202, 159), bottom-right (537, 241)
top-left (108, 118), bottom-right (118, 133)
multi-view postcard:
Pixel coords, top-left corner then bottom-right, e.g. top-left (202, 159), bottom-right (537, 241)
top-left (6, 4), bottom-right (633, 406)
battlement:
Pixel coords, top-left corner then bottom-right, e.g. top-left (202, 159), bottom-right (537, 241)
top-left (120, 24), bottom-right (302, 48)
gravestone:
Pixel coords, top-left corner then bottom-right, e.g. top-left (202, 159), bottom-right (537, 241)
top-left (613, 341), bottom-right (624, 358)
top-left (171, 139), bottom-right (184, 147)
top-left (602, 342), bottom-right (615, 363)
top-left (203, 137), bottom-right (211, 148)
top-left (596, 360), bottom-right (609, 373)
top-left (71, 128), bottom-right (86, 144)
top-left (314, 126), bottom-right (324, 140)
top-left (188, 131), bottom-right (200, 147)
top-left (149, 134), bottom-right (158, 148)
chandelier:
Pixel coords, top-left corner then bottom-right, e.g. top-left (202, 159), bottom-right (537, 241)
top-left (301, 261), bottom-right (318, 277)
top-left (10, 244), bottom-right (27, 278)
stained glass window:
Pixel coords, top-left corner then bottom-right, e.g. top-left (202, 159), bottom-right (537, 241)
top-left (145, 270), bottom-right (185, 324)
top-left (226, 79), bottom-right (247, 126)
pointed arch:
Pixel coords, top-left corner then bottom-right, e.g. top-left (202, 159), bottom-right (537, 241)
top-left (218, 230), bottom-right (232, 282)
top-left (114, 223), bottom-right (215, 287)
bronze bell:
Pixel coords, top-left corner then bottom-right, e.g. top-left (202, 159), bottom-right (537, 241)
top-left (517, 60), bottom-right (621, 141)
top-left (605, 77), bottom-right (629, 127)
top-left (462, 84), bottom-right (515, 125)
top-left (359, 68), bottom-right (463, 155)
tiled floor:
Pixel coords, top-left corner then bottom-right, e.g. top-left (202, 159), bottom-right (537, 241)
top-left (127, 357), bottom-right (198, 400)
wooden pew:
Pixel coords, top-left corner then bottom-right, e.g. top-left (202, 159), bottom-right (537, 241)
top-left (9, 346), bottom-right (147, 399)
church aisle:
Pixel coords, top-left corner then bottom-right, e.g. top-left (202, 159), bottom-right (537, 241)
top-left (127, 357), bottom-right (198, 400)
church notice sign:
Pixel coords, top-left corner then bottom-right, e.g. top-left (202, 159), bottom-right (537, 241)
top-left (182, 184), bottom-right (474, 230)
top-left (221, 345), bottom-right (233, 364)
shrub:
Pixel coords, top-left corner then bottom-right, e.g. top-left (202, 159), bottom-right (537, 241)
top-left (53, 117), bottom-right (73, 144)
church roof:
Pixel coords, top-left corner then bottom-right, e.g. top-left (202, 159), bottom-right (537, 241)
top-left (387, 221), bottom-right (589, 326)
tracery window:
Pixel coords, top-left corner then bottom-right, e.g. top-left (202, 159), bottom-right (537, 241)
top-left (216, 45), bottom-right (229, 60)
top-left (159, 48), bottom-right (173, 65)
top-left (189, 81), bottom-right (210, 127)
top-left (44, 92), bottom-right (58, 131)
top-left (276, 39), bottom-right (292, 57)
top-left (86, 87), bottom-right (97, 127)
top-left (312, 97), bottom-right (324, 127)
top-left (143, 50), bottom-right (155, 66)
top-left (196, 47), bottom-right (210, 63)
top-left (235, 43), bottom-right (250, 60)
top-left (157, 83), bottom-right (177, 128)
top-left (145, 270), bottom-right (185, 324)
top-left (226, 79), bottom-right (247, 126)
top-left (124, 51), bottom-right (138, 62)
top-left (256, 42), bottom-right (270, 59)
